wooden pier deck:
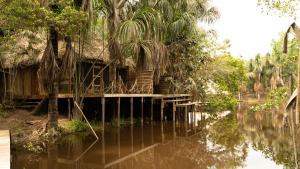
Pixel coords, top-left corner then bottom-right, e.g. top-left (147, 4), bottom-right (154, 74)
top-left (0, 130), bottom-right (10, 169)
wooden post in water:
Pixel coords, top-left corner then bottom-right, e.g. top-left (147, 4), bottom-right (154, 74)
top-left (141, 97), bottom-right (144, 124)
top-left (173, 102), bottom-right (176, 122)
top-left (160, 99), bottom-right (164, 121)
top-left (102, 131), bottom-right (105, 165)
top-left (150, 98), bottom-right (154, 121)
top-left (68, 98), bottom-right (71, 120)
top-left (161, 122), bottom-right (164, 143)
top-left (117, 97), bottom-right (120, 127)
top-left (185, 105), bottom-right (188, 122)
top-left (130, 97), bottom-right (133, 124)
top-left (101, 97), bottom-right (105, 129)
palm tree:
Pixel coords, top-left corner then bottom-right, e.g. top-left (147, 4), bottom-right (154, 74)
top-left (103, 0), bottom-right (126, 92)
top-left (38, 0), bottom-right (93, 129)
top-left (118, 0), bottom-right (219, 84)
top-left (253, 54), bottom-right (263, 99)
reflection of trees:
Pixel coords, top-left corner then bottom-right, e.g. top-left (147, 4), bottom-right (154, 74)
top-left (240, 104), bottom-right (299, 169)
top-left (208, 113), bottom-right (248, 169)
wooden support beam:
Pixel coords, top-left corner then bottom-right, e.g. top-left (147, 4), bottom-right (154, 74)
top-left (173, 102), bottom-right (176, 122)
top-left (117, 97), bottom-right (120, 127)
top-left (68, 98), bottom-right (71, 120)
top-left (101, 97), bottom-right (105, 129)
top-left (185, 105), bottom-right (187, 122)
top-left (141, 97), bottom-right (144, 124)
top-left (161, 122), bottom-right (164, 143)
top-left (130, 97), bottom-right (133, 125)
top-left (150, 98), bottom-right (154, 121)
top-left (101, 132), bottom-right (105, 164)
top-left (161, 99), bottom-right (164, 121)
top-left (173, 121), bottom-right (176, 140)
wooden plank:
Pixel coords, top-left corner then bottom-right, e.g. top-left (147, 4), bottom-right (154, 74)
top-left (176, 102), bottom-right (208, 107)
top-left (164, 99), bottom-right (191, 103)
top-left (74, 102), bottom-right (99, 140)
top-left (57, 93), bottom-right (190, 98)
top-left (0, 130), bottom-right (10, 169)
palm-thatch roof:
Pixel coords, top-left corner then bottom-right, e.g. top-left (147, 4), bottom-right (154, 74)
top-left (0, 31), bottom-right (109, 68)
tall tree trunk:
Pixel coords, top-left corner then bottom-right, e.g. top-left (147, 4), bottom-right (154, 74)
top-left (105, 0), bottom-right (123, 93)
top-left (48, 26), bottom-right (59, 128)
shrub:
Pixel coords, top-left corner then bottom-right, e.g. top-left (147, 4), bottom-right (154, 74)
top-left (250, 87), bottom-right (288, 112)
top-left (65, 119), bottom-right (88, 132)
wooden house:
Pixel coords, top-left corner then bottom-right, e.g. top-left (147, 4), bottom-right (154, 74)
top-left (0, 32), bottom-right (163, 105)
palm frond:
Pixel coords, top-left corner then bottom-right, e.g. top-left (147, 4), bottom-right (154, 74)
top-left (61, 38), bottom-right (76, 78)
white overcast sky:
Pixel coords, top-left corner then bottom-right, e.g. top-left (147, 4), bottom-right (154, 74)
top-left (201, 0), bottom-right (297, 60)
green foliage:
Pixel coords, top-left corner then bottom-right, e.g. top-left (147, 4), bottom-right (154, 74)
top-left (246, 32), bottom-right (298, 92)
top-left (65, 119), bottom-right (88, 132)
top-left (0, 0), bottom-right (87, 36)
top-left (205, 92), bottom-right (238, 112)
top-left (210, 54), bottom-right (247, 94)
top-left (257, 0), bottom-right (299, 17)
top-left (23, 142), bottom-right (44, 153)
top-left (250, 87), bottom-right (288, 112)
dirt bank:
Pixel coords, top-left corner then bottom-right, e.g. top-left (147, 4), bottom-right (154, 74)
top-left (0, 109), bottom-right (68, 147)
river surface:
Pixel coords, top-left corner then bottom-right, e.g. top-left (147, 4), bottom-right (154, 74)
top-left (12, 103), bottom-right (298, 169)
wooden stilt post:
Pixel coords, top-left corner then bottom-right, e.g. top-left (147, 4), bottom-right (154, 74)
top-left (141, 125), bottom-right (144, 148)
top-left (173, 102), bottom-right (176, 122)
top-left (68, 98), bottom-right (71, 120)
top-left (117, 97), bottom-right (120, 127)
top-left (101, 97), bottom-right (105, 129)
top-left (161, 122), bottom-right (164, 143)
top-left (141, 97), bottom-right (144, 124)
top-left (117, 128), bottom-right (120, 157)
top-left (150, 98), bottom-right (154, 121)
top-left (131, 125), bottom-right (133, 153)
top-left (130, 97), bottom-right (133, 125)
top-left (102, 131), bottom-right (105, 165)
top-left (161, 98), bottom-right (164, 121)
top-left (185, 105), bottom-right (187, 122)
top-left (173, 120), bottom-right (176, 140)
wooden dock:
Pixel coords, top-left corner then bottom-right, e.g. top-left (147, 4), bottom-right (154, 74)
top-left (0, 130), bottom-right (10, 169)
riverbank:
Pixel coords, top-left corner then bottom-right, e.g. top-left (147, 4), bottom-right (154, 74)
top-left (0, 108), bottom-right (70, 151)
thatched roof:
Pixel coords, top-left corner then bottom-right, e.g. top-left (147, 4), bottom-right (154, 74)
top-left (0, 31), bottom-right (109, 68)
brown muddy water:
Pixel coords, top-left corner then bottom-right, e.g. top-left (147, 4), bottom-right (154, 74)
top-left (11, 103), bottom-right (298, 169)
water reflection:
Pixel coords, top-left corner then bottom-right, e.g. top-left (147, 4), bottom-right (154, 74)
top-left (12, 104), bottom-right (300, 169)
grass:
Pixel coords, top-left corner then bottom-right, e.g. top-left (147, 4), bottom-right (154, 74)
top-left (64, 119), bottom-right (89, 133)
top-left (61, 119), bottom-right (103, 134)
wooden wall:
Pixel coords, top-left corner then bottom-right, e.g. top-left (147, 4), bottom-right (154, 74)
top-left (8, 65), bottom-right (45, 99)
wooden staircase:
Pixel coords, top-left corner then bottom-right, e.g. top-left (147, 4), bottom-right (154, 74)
top-left (136, 70), bottom-right (153, 94)
top-left (15, 98), bottom-right (43, 110)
